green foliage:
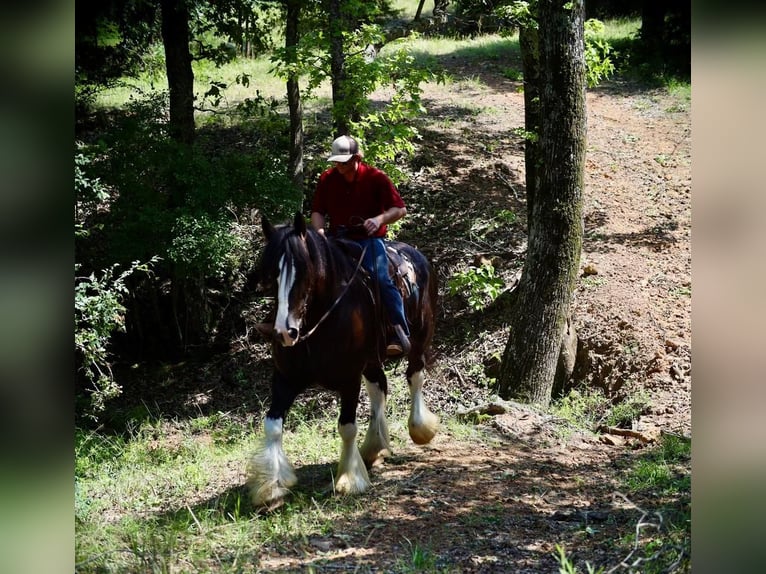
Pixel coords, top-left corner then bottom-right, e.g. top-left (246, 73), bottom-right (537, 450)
top-left (350, 35), bottom-right (445, 183)
top-left (555, 544), bottom-right (603, 574)
top-left (75, 144), bottom-right (109, 230)
top-left (551, 388), bottom-right (611, 430)
top-left (494, 1), bottom-right (538, 31)
top-left (448, 263), bottom-right (505, 310)
top-left (493, 3), bottom-right (617, 88)
top-left (168, 214), bottom-right (246, 279)
top-left (345, 33), bottom-right (445, 183)
top-left (626, 433), bottom-right (691, 495)
top-left (76, 89), bottom-right (301, 364)
top-left (90, 91), bottom-right (300, 271)
top-left (550, 386), bottom-right (647, 432)
top-left (75, 258), bottom-right (158, 420)
top-left (271, 17), bottom-right (442, 184)
top-left (615, 434), bottom-right (691, 572)
top-left (605, 390), bottom-right (649, 428)
top-left (512, 126), bottom-right (538, 142)
top-left (584, 19), bottom-right (616, 87)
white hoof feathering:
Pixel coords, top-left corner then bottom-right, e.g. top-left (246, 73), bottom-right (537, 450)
top-left (335, 422), bottom-right (371, 495)
top-left (248, 417), bottom-right (297, 507)
top-left (408, 370), bottom-right (439, 445)
top-left (360, 379), bottom-right (392, 466)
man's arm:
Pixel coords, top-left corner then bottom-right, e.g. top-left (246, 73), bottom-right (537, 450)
top-left (364, 206), bottom-right (406, 236)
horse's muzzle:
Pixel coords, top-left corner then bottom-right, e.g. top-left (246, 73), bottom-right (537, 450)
top-left (275, 326), bottom-right (300, 347)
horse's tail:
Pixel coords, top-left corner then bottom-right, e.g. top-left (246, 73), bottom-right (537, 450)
top-left (421, 254), bottom-right (439, 371)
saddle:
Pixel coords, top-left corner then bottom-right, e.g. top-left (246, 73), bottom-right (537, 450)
top-left (384, 243), bottom-right (418, 301)
top-left (334, 238), bottom-right (418, 300)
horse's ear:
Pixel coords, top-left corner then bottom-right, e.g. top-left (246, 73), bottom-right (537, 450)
top-left (294, 212), bottom-right (307, 239)
top-left (261, 215), bottom-right (276, 240)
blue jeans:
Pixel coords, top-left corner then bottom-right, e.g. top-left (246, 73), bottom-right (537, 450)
top-left (357, 238), bottom-right (410, 337)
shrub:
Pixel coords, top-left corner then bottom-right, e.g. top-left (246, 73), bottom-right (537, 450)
top-left (75, 258), bottom-right (157, 420)
top-left (448, 263), bottom-right (505, 310)
top-left (78, 91), bottom-right (302, 355)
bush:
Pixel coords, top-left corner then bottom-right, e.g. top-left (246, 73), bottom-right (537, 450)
top-left (77, 91), bottom-right (302, 356)
top-left (75, 258), bottom-right (157, 420)
top-left (448, 263), bottom-right (505, 311)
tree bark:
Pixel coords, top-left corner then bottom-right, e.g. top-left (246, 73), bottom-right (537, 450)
top-left (497, 0), bottom-right (586, 408)
top-left (160, 0), bottom-right (195, 146)
top-left (285, 0), bottom-right (304, 189)
top-left (433, 0), bottom-right (450, 22)
top-left (519, 25), bottom-right (540, 229)
top-left (414, 0), bottom-right (427, 22)
top-left (327, 0), bottom-right (349, 135)
top-left (640, 0), bottom-right (665, 49)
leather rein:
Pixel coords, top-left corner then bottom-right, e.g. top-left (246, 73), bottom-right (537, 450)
top-left (294, 242), bottom-right (368, 343)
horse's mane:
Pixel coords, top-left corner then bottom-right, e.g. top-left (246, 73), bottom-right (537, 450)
top-left (260, 221), bottom-right (358, 296)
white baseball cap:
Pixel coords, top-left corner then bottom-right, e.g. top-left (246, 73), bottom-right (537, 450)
top-left (327, 135), bottom-right (360, 162)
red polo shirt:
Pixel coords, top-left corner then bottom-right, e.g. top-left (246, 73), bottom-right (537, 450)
top-left (312, 162), bottom-right (405, 240)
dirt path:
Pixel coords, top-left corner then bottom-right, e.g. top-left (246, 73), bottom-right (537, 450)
top-left (249, 63), bottom-right (691, 572)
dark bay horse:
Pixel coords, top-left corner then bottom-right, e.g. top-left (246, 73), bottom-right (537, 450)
top-left (248, 212), bottom-right (439, 508)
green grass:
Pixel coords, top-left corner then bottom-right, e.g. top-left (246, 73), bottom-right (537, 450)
top-left (75, 411), bottom-right (341, 572)
top-left (95, 55), bottom-right (295, 111)
top-left (618, 433), bottom-right (691, 573)
top-left (75, 363), bottom-right (472, 572)
top-left (595, 17), bottom-right (642, 47)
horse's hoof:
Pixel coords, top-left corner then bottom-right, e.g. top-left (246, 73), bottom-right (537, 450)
top-left (409, 410), bottom-right (439, 445)
top-left (249, 480), bottom-right (293, 510)
top-left (254, 496), bottom-right (287, 514)
top-left (362, 448), bottom-right (391, 469)
top-left (334, 473), bottom-right (372, 495)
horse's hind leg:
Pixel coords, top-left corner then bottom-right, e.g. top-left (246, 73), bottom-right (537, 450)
top-left (334, 382), bottom-right (372, 495)
top-left (360, 365), bottom-right (391, 467)
top-left (406, 360), bottom-right (439, 445)
top-left (247, 376), bottom-right (298, 509)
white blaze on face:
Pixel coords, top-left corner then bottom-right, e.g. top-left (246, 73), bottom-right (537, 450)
top-left (275, 253), bottom-right (299, 345)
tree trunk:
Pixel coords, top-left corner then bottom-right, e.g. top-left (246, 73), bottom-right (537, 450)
top-left (160, 0), bottom-right (195, 146)
top-left (640, 0), bottom-right (665, 49)
top-left (497, 0), bottom-right (586, 408)
top-left (327, 0), bottom-right (349, 135)
top-left (433, 0), bottom-right (449, 21)
top-left (285, 0), bottom-right (304, 189)
top-left (414, 0), bottom-right (427, 21)
top-left (519, 25), bottom-right (540, 229)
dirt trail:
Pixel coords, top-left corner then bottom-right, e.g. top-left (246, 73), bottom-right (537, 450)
top-left (249, 66), bottom-right (691, 572)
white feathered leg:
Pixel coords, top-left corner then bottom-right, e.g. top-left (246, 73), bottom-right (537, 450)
top-left (360, 378), bottom-right (392, 466)
top-left (408, 370), bottom-right (439, 445)
top-left (334, 422), bottom-right (371, 495)
top-left (248, 417), bottom-right (297, 508)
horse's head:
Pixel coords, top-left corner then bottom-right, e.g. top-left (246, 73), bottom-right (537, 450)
top-left (261, 213), bottom-right (315, 347)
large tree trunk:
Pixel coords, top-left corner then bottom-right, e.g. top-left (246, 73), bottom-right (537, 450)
top-left (285, 0), bottom-right (304, 189)
top-left (497, 0), bottom-right (586, 407)
top-left (160, 0), bottom-right (195, 146)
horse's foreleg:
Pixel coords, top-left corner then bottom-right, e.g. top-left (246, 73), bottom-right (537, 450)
top-left (334, 384), bottom-right (371, 495)
top-left (407, 368), bottom-right (439, 445)
top-left (248, 379), bottom-right (298, 509)
top-left (248, 416), bottom-right (297, 508)
top-left (360, 367), bottom-right (391, 467)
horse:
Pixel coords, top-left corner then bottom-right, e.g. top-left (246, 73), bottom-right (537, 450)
top-left (248, 212), bottom-right (439, 509)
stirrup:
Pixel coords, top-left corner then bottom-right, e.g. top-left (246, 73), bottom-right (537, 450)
top-left (386, 324), bottom-right (410, 357)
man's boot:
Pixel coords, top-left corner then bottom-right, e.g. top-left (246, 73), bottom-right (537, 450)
top-left (386, 324), bottom-right (411, 357)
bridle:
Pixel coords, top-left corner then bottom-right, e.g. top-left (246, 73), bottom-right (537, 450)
top-left (292, 242), bottom-right (368, 343)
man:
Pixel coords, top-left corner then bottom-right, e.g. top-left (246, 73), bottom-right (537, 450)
top-left (311, 135), bottom-right (411, 356)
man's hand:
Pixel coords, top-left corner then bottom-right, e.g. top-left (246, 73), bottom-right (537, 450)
top-left (363, 217), bottom-right (381, 236)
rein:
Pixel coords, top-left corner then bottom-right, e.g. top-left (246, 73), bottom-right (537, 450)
top-left (295, 242), bottom-right (368, 343)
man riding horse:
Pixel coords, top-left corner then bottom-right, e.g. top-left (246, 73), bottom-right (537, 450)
top-left (310, 135), bottom-right (411, 356)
